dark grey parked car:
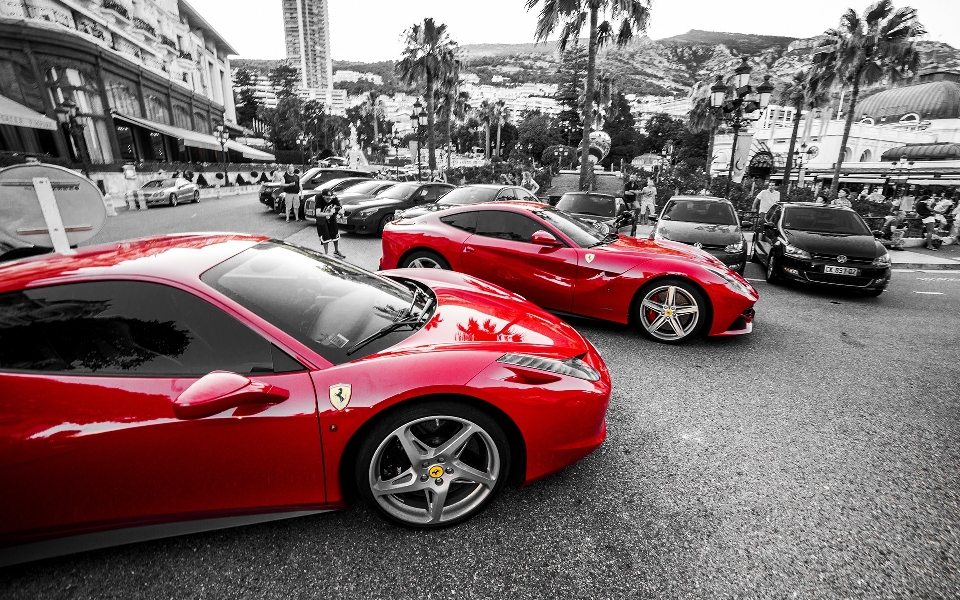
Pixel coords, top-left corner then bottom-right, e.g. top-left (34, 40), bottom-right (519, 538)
top-left (395, 184), bottom-right (539, 221)
top-left (555, 192), bottom-right (631, 235)
top-left (652, 195), bottom-right (749, 273)
top-left (339, 182), bottom-right (454, 235)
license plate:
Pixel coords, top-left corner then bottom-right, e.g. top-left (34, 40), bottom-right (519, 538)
top-left (824, 265), bottom-right (859, 276)
top-left (336, 216), bottom-right (347, 224)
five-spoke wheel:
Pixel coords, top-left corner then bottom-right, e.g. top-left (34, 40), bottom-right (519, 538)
top-left (168, 193), bottom-right (178, 207)
top-left (634, 278), bottom-right (707, 343)
top-left (400, 251), bottom-right (450, 270)
top-left (356, 402), bottom-right (509, 528)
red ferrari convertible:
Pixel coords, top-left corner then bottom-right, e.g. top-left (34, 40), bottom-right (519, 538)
top-left (381, 202), bottom-right (759, 343)
top-left (0, 234), bottom-right (609, 565)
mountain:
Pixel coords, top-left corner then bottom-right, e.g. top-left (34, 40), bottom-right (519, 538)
top-left (658, 30), bottom-right (797, 56)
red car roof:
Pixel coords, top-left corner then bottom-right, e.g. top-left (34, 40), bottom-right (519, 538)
top-left (0, 233), bottom-right (266, 294)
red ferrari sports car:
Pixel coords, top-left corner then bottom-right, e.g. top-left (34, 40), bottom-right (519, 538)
top-left (381, 202), bottom-right (759, 343)
top-left (0, 234), bottom-right (610, 565)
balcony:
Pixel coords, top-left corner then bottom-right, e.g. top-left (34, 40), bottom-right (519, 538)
top-left (101, 0), bottom-right (129, 21)
top-left (132, 17), bottom-right (155, 37)
top-left (159, 34), bottom-right (176, 50)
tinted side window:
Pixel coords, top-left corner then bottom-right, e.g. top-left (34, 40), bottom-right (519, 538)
top-left (476, 211), bottom-right (543, 243)
top-left (496, 188), bottom-right (517, 201)
top-left (0, 281), bottom-right (290, 376)
top-left (517, 189), bottom-right (539, 202)
top-left (440, 211), bottom-right (478, 233)
top-left (766, 205), bottom-right (781, 223)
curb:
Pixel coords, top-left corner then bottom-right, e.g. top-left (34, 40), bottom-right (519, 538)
top-left (892, 263), bottom-right (960, 271)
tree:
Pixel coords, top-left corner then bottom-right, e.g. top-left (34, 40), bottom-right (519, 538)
top-left (601, 92), bottom-right (639, 168)
top-left (268, 62), bottom-right (301, 99)
top-left (435, 67), bottom-right (470, 169)
top-left (551, 44), bottom-right (586, 146)
top-left (397, 18), bottom-right (460, 173)
top-left (641, 113), bottom-right (685, 155)
top-left (527, 0), bottom-right (652, 190)
top-left (361, 91), bottom-right (387, 143)
top-left (687, 88), bottom-right (721, 182)
top-left (516, 110), bottom-right (559, 163)
top-left (776, 69), bottom-right (829, 185)
top-left (812, 0), bottom-right (924, 196)
top-left (232, 66), bottom-right (261, 128)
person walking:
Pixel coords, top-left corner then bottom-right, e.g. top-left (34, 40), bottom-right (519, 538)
top-left (520, 171), bottom-right (539, 196)
top-left (315, 189), bottom-right (346, 258)
top-left (282, 165), bottom-right (300, 222)
top-left (753, 181), bottom-right (780, 215)
top-left (638, 177), bottom-right (658, 227)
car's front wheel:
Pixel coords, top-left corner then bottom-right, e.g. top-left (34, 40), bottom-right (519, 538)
top-left (400, 250), bottom-right (450, 270)
top-left (633, 278), bottom-right (708, 344)
top-left (193, 190), bottom-right (200, 203)
top-left (168, 193), bottom-right (178, 207)
top-left (377, 214), bottom-right (392, 236)
top-left (355, 401), bottom-right (510, 528)
top-left (766, 252), bottom-right (781, 284)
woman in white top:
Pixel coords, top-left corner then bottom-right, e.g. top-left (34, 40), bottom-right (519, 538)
top-left (520, 171), bottom-right (539, 196)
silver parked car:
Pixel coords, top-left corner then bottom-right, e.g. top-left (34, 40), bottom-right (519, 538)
top-left (141, 178), bottom-right (199, 206)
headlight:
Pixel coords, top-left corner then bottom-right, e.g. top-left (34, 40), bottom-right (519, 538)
top-left (704, 265), bottom-right (753, 296)
top-left (355, 207), bottom-right (380, 219)
top-left (782, 243), bottom-right (811, 260)
top-left (872, 253), bottom-right (891, 267)
top-left (724, 239), bottom-right (744, 253)
top-left (497, 353), bottom-right (600, 382)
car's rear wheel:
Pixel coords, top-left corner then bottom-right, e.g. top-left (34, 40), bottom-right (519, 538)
top-left (400, 250), bottom-right (450, 270)
top-left (193, 190), bottom-right (200, 203)
top-left (766, 252), bottom-right (781, 284)
top-left (356, 401), bottom-right (510, 528)
top-left (168, 193), bottom-right (178, 207)
top-left (633, 278), bottom-right (708, 344)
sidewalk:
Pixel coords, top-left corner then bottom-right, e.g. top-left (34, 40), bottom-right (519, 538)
top-left (889, 244), bottom-right (960, 270)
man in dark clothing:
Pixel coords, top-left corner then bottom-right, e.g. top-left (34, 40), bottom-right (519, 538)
top-left (914, 195), bottom-right (937, 250)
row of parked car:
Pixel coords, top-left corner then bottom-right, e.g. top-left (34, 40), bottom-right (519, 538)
top-left (257, 169), bottom-right (892, 296)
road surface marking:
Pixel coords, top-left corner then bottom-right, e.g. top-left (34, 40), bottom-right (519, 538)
top-left (745, 278), bottom-right (764, 282)
top-left (916, 277), bottom-right (960, 282)
top-left (914, 291), bottom-right (945, 295)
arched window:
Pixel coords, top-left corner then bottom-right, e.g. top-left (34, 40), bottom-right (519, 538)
top-left (859, 149), bottom-right (873, 162)
top-left (172, 104), bottom-right (191, 129)
top-left (843, 147), bottom-right (852, 162)
top-left (105, 79), bottom-right (140, 117)
top-left (899, 113), bottom-right (920, 124)
top-left (193, 111), bottom-right (210, 134)
top-left (145, 94), bottom-right (169, 124)
top-left (859, 116), bottom-right (875, 125)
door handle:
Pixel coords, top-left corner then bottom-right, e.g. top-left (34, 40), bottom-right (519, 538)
top-left (463, 246), bottom-right (475, 253)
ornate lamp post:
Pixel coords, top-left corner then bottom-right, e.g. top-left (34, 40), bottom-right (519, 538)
top-left (297, 132), bottom-right (308, 166)
top-left (391, 133), bottom-right (403, 179)
top-left (709, 57), bottom-right (774, 197)
top-left (214, 123), bottom-right (230, 186)
top-left (658, 140), bottom-right (674, 183)
top-left (55, 98), bottom-right (88, 164)
top-left (411, 99), bottom-right (428, 181)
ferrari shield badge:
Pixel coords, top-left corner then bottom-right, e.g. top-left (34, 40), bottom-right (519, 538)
top-left (693, 242), bottom-right (703, 249)
top-left (329, 384), bottom-right (352, 410)
top-left (585, 253), bottom-right (595, 263)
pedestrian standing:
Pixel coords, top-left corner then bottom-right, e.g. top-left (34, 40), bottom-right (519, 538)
top-left (520, 171), bottom-right (540, 196)
top-left (753, 181), bottom-right (780, 215)
top-left (624, 174), bottom-right (640, 235)
top-left (282, 165), bottom-right (300, 222)
top-left (315, 189), bottom-right (346, 258)
top-left (914, 195), bottom-right (937, 250)
top-left (638, 177), bottom-right (658, 227)
top-left (868, 187), bottom-right (886, 205)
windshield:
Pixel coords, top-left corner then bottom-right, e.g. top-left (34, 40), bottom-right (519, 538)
top-left (378, 182), bottom-right (420, 200)
top-left (782, 206), bottom-right (872, 235)
top-left (143, 179), bottom-right (176, 188)
top-left (556, 194), bottom-right (616, 218)
top-left (661, 200), bottom-right (737, 225)
top-left (531, 207), bottom-right (605, 248)
top-left (201, 242), bottom-right (432, 365)
top-left (439, 187), bottom-right (499, 205)
top-left (345, 181), bottom-right (392, 195)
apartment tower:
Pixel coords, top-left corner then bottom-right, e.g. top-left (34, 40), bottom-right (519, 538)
top-left (281, 0), bottom-right (333, 105)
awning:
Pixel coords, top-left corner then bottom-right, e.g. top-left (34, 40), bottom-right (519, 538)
top-left (839, 176), bottom-right (887, 183)
top-left (225, 140), bottom-right (275, 161)
top-left (881, 143), bottom-right (960, 161)
top-left (113, 112), bottom-right (221, 151)
top-left (0, 95), bottom-right (57, 130)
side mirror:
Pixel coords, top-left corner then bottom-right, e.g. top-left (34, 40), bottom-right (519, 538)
top-left (741, 220), bottom-right (754, 230)
top-left (174, 371), bottom-right (289, 420)
top-left (531, 230), bottom-right (562, 247)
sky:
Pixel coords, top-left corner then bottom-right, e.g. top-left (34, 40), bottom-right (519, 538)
top-left (188, 0), bottom-right (959, 62)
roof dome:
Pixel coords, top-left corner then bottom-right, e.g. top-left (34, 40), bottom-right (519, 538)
top-left (855, 80), bottom-right (960, 122)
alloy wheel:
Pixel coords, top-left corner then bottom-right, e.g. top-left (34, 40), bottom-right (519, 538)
top-left (367, 414), bottom-right (502, 526)
top-left (407, 256), bottom-right (443, 268)
top-left (637, 283), bottom-right (701, 342)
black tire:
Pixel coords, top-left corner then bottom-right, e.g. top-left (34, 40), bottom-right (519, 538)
top-left (632, 277), bottom-right (710, 344)
top-left (399, 250), bottom-right (450, 270)
top-left (193, 191), bottom-right (200, 203)
top-left (750, 235), bottom-right (762, 264)
top-left (168, 193), bottom-right (178, 207)
top-left (765, 252), bottom-right (781, 284)
top-left (355, 400), bottom-right (511, 528)
top-left (377, 214), bottom-right (392, 236)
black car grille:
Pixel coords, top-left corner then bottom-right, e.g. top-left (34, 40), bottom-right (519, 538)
top-left (810, 253), bottom-right (874, 266)
top-left (804, 272), bottom-right (874, 287)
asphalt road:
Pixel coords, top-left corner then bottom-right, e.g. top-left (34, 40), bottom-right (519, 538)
top-left (4, 193), bottom-right (959, 598)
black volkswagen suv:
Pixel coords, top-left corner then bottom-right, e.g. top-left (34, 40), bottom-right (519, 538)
top-left (753, 202), bottom-right (891, 295)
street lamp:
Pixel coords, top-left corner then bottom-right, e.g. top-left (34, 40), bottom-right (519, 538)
top-left (659, 140), bottom-right (674, 183)
top-left (297, 132), bottom-right (308, 166)
top-left (709, 57), bottom-right (774, 197)
top-left (411, 99), bottom-right (428, 181)
top-left (214, 123), bottom-right (230, 186)
top-left (55, 98), bottom-right (88, 164)
top-left (889, 156), bottom-right (913, 205)
top-left (391, 133), bottom-right (403, 179)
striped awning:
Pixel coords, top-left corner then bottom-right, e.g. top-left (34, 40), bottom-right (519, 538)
top-left (113, 112), bottom-right (221, 151)
top-left (0, 95), bottom-right (57, 130)
top-left (225, 140), bottom-right (275, 161)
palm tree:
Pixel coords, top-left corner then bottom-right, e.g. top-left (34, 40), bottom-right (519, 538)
top-left (687, 87), bottom-right (721, 183)
top-left (363, 91), bottom-right (386, 143)
top-left (479, 100), bottom-right (507, 159)
top-left (811, 0), bottom-right (924, 196)
top-left (526, 0), bottom-right (652, 190)
top-left (435, 67), bottom-right (471, 168)
top-left (776, 69), bottom-right (828, 186)
top-left (396, 18), bottom-right (460, 173)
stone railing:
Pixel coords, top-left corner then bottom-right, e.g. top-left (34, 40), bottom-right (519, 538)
top-left (101, 0), bottom-right (129, 20)
top-left (159, 34), bottom-right (176, 50)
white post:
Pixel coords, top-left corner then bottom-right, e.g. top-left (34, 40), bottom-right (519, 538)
top-left (32, 177), bottom-right (73, 255)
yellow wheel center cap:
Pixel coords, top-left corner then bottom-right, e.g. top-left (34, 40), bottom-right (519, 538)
top-left (663, 308), bottom-right (674, 317)
top-left (428, 465), bottom-right (444, 478)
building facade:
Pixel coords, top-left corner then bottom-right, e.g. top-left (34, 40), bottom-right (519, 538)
top-left (281, 0), bottom-right (332, 106)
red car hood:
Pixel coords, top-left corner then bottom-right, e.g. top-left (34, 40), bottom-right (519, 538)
top-left (378, 268), bottom-right (590, 357)
top-left (580, 235), bottom-right (725, 275)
